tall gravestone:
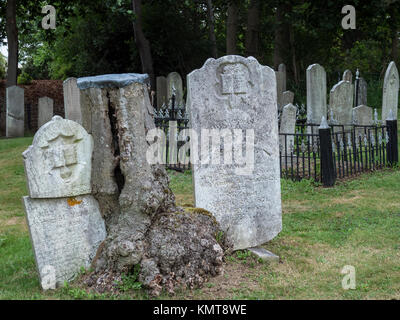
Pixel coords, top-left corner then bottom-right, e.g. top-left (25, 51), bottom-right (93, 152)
top-left (187, 55), bottom-right (282, 250)
top-left (382, 61), bottom-right (399, 121)
top-left (275, 63), bottom-right (286, 111)
top-left (63, 78), bottom-right (82, 124)
top-left (22, 116), bottom-right (106, 289)
top-left (167, 72), bottom-right (184, 106)
top-left (156, 76), bottom-right (167, 109)
top-left (6, 86), bottom-right (24, 137)
top-left (38, 97), bottom-right (54, 128)
top-left (282, 90), bottom-right (294, 107)
top-left (279, 103), bottom-right (297, 150)
top-left (329, 80), bottom-right (354, 130)
top-left (306, 64), bottom-right (327, 127)
top-left (355, 77), bottom-right (367, 107)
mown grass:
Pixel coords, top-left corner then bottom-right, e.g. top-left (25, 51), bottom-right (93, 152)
top-left (0, 137), bottom-right (399, 300)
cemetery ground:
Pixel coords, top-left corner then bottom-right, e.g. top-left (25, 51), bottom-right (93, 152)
top-left (0, 137), bottom-right (399, 300)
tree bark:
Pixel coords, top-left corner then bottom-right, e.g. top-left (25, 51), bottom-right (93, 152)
top-left (132, 0), bottom-right (155, 90)
top-left (245, 0), bottom-right (260, 57)
top-left (226, 1), bottom-right (239, 55)
top-left (273, 3), bottom-right (289, 70)
top-left (207, 0), bottom-right (218, 58)
top-left (6, 0), bottom-right (18, 87)
top-left (390, 5), bottom-right (399, 62)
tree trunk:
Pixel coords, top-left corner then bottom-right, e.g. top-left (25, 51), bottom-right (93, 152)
top-left (207, 0), bottom-right (218, 58)
top-left (245, 0), bottom-right (260, 57)
top-left (273, 3), bottom-right (289, 70)
top-left (390, 5), bottom-right (399, 62)
top-left (226, 1), bottom-right (239, 55)
top-left (6, 0), bottom-right (18, 87)
top-left (289, 25), bottom-right (298, 85)
top-left (132, 0), bottom-right (155, 90)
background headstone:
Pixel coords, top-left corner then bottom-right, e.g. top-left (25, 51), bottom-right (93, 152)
top-left (6, 85), bottom-right (24, 137)
top-left (382, 61), bottom-right (399, 121)
top-left (279, 103), bottom-right (297, 150)
top-left (329, 80), bottom-right (354, 130)
top-left (156, 76), bottom-right (167, 109)
top-left (187, 55), bottom-right (282, 250)
top-left (38, 97), bottom-right (54, 128)
top-left (275, 63), bottom-right (286, 111)
top-left (306, 64), bottom-right (327, 126)
top-left (63, 78), bottom-right (82, 124)
top-left (355, 77), bottom-right (367, 107)
top-left (282, 90), bottom-right (294, 107)
top-left (343, 69), bottom-right (353, 82)
top-left (353, 105), bottom-right (373, 126)
top-left (23, 116), bottom-right (93, 198)
top-left (167, 72), bottom-right (184, 106)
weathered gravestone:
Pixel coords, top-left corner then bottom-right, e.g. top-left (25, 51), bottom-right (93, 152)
top-left (279, 103), bottom-right (297, 150)
top-left (306, 64), bottom-right (327, 128)
top-left (63, 77), bottom-right (82, 124)
top-left (22, 116), bottom-right (106, 289)
top-left (353, 105), bottom-right (373, 126)
top-left (282, 90), bottom-right (294, 107)
top-left (6, 85), bottom-right (24, 137)
top-left (343, 69), bottom-right (353, 82)
top-left (275, 63), bottom-right (287, 111)
top-left (156, 76), bottom-right (167, 108)
top-left (77, 73), bottom-right (224, 295)
top-left (382, 61), bottom-right (399, 121)
top-left (38, 96), bottom-right (54, 128)
top-left (355, 77), bottom-right (367, 107)
top-left (167, 72), bottom-right (184, 106)
top-left (187, 55), bottom-right (282, 250)
top-left (329, 80), bottom-right (353, 130)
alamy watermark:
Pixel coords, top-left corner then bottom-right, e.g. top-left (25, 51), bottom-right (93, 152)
top-left (341, 265), bottom-right (356, 290)
top-left (342, 5), bottom-right (356, 30)
top-left (42, 5), bottom-right (56, 30)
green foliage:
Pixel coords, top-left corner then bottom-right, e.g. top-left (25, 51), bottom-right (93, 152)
top-left (116, 264), bottom-right (142, 292)
top-left (17, 72), bottom-right (33, 85)
top-left (0, 53), bottom-right (6, 79)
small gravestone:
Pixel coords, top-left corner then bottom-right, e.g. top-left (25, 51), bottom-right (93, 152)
top-left (63, 78), bottom-right (82, 124)
top-left (343, 69), bottom-right (353, 82)
top-left (38, 97), bottom-right (54, 128)
top-left (156, 76), bottom-right (167, 108)
top-left (307, 64), bottom-right (327, 127)
top-left (6, 85), bottom-right (24, 137)
top-left (329, 80), bottom-right (353, 130)
top-left (167, 72), bottom-right (184, 106)
top-left (353, 105), bottom-right (373, 126)
top-left (382, 61), bottom-right (399, 121)
top-left (279, 103), bottom-right (297, 150)
top-left (282, 90), bottom-right (294, 106)
top-left (22, 116), bottom-right (106, 289)
top-left (187, 55), bottom-right (282, 250)
top-left (355, 77), bottom-right (367, 106)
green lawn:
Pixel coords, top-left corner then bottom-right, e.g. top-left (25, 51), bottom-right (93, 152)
top-left (0, 137), bottom-right (399, 300)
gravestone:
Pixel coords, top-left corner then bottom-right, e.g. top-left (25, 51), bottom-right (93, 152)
top-left (156, 76), bottom-right (167, 108)
top-left (355, 77), bottom-right (367, 106)
top-left (38, 97), bottom-right (54, 128)
top-left (282, 90), bottom-right (294, 106)
top-left (275, 63), bottom-right (286, 111)
top-left (63, 78), bottom-right (82, 124)
top-left (382, 61), bottom-right (399, 121)
top-left (187, 55), bottom-right (282, 250)
top-left (6, 85), bottom-right (24, 137)
top-left (306, 64), bottom-right (327, 127)
top-left (279, 103), bottom-right (297, 150)
top-left (343, 69), bottom-right (353, 82)
top-left (353, 105), bottom-right (373, 126)
top-left (329, 80), bottom-right (354, 130)
top-left (167, 72), bottom-right (184, 106)
top-left (22, 116), bottom-right (106, 289)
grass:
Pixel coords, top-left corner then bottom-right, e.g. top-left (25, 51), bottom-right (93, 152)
top-left (0, 137), bottom-right (399, 300)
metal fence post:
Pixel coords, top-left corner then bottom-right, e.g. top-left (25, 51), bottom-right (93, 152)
top-left (319, 117), bottom-right (336, 186)
top-left (386, 110), bottom-right (398, 165)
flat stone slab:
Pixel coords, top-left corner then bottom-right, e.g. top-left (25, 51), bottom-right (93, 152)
top-left (23, 195), bottom-right (106, 289)
top-left (248, 247), bottom-right (279, 263)
top-left (23, 116), bottom-right (93, 198)
top-left (77, 73), bottom-right (149, 90)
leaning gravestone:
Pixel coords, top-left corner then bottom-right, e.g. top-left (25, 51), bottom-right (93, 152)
top-left (279, 103), bottom-right (297, 150)
top-left (156, 76), bottom-right (167, 108)
top-left (167, 72), bottom-right (184, 106)
top-left (329, 80), bottom-right (354, 130)
top-left (306, 64), bottom-right (327, 128)
top-left (22, 116), bottom-right (106, 289)
top-left (38, 97), bottom-right (54, 128)
top-left (282, 90), bottom-right (294, 107)
top-left (6, 85), bottom-right (24, 137)
top-left (63, 78), bottom-right (82, 124)
top-left (382, 61), bottom-right (399, 121)
top-left (355, 77), bottom-right (367, 107)
top-left (343, 69), bottom-right (353, 82)
top-left (187, 55), bottom-right (282, 250)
